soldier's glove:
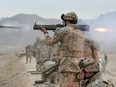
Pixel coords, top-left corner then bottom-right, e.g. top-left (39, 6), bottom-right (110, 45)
top-left (40, 25), bottom-right (48, 34)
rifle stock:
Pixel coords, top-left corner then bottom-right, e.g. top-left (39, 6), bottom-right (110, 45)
top-left (33, 23), bottom-right (89, 31)
top-left (42, 62), bottom-right (59, 79)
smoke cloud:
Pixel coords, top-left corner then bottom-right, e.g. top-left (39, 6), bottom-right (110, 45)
top-left (85, 14), bottom-right (116, 53)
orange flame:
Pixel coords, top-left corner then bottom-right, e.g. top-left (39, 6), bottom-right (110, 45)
top-left (94, 28), bottom-right (109, 32)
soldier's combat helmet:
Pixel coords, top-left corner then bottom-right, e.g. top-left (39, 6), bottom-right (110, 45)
top-left (61, 12), bottom-right (78, 24)
top-left (79, 58), bottom-right (100, 72)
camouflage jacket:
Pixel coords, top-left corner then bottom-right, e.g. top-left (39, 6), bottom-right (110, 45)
top-left (82, 72), bottom-right (114, 87)
top-left (34, 39), bottom-right (51, 63)
top-left (45, 24), bottom-right (84, 72)
top-left (84, 38), bottom-right (100, 60)
top-left (25, 45), bottom-right (33, 56)
top-left (82, 78), bottom-right (114, 87)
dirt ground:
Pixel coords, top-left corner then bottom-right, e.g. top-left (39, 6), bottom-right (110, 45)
top-left (0, 53), bottom-right (31, 87)
top-left (0, 52), bottom-right (116, 87)
top-left (0, 53), bottom-right (58, 87)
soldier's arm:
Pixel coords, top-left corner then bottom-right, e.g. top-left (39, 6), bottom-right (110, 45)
top-left (91, 40), bottom-right (100, 60)
top-left (44, 28), bottom-right (64, 46)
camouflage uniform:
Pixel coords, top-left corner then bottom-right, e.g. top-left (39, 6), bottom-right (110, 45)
top-left (41, 43), bottom-right (60, 85)
top-left (44, 12), bottom-right (84, 87)
top-left (48, 43), bottom-right (60, 84)
top-left (33, 38), bottom-right (59, 84)
top-left (33, 38), bottom-right (51, 71)
top-left (32, 38), bottom-right (41, 71)
top-left (84, 38), bottom-right (100, 60)
top-left (84, 38), bottom-right (107, 73)
top-left (42, 60), bottom-right (58, 85)
top-left (98, 54), bottom-right (107, 73)
top-left (78, 58), bottom-right (114, 87)
top-left (25, 45), bottom-right (33, 63)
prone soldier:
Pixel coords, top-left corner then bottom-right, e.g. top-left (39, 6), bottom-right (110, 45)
top-left (78, 58), bottom-right (115, 87)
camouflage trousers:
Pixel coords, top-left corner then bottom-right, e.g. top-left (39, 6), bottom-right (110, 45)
top-left (59, 72), bottom-right (80, 87)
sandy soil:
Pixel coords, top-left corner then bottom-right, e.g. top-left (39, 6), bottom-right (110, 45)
top-left (101, 53), bottom-right (116, 85)
top-left (0, 53), bottom-right (31, 87)
top-left (0, 52), bottom-right (116, 87)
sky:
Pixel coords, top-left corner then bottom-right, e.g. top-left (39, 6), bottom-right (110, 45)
top-left (0, 0), bottom-right (116, 19)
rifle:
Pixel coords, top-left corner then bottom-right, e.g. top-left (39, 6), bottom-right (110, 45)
top-left (34, 61), bottom-right (59, 84)
top-left (42, 61), bottom-right (59, 79)
top-left (33, 23), bottom-right (89, 31)
top-left (41, 57), bottom-right (67, 80)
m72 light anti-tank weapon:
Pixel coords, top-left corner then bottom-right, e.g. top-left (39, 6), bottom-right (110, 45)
top-left (33, 23), bottom-right (89, 31)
